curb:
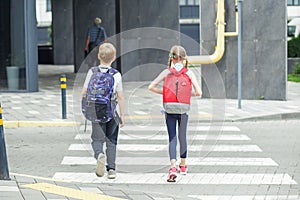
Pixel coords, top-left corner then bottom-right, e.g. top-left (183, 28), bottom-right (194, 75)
top-left (3, 112), bottom-right (300, 128)
top-left (232, 112), bottom-right (300, 122)
top-left (3, 121), bottom-right (81, 128)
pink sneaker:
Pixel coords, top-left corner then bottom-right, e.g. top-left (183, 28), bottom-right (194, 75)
top-left (167, 167), bottom-right (177, 182)
top-left (179, 165), bottom-right (188, 175)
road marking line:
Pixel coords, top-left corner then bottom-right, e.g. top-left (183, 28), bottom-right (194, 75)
top-left (10, 172), bottom-right (72, 183)
top-left (68, 144), bottom-right (262, 152)
top-left (0, 186), bottom-right (19, 192)
top-left (4, 121), bottom-right (80, 128)
top-left (11, 107), bottom-right (22, 110)
top-left (61, 156), bottom-right (278, 166)
top-left (75, 134), bottom-right (250, 141)
top-left (133, 111), bottom-right (148, 115)
top-left (52, 173), bottom-right (297, 185)
top-left (22, 183), bottom-right (125, 200)
top-left (125, 113), bottom-right (213, 120)
top-left (188, 195), bottom-right (300, 200)
top-left (28, 110), bottom-right (40, 115)
top-left (79, 125), bottom-right (241, 132)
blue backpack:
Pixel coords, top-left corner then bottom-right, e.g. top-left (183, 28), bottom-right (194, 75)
top-left (82, 66), bottom-right (118, 123)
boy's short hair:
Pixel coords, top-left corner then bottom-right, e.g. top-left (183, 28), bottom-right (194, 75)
top-left (98, 43), bottom-right (116, 63)
top-left (94, 17), bottom-right (102, 25)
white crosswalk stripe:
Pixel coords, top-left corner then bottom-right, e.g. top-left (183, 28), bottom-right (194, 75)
top-left (61, 156), bottom-right (278, 166)
top-left (54, 124), bottom-right (297, 199)
top-left (68, 143), bottom-right (262, 152)
top-left (0, 186), bottom-right (19, 192)
top-left (79, 125), bottom-right (241, 132)
top-left (75, 134), bottom-right (251, 141)
top-left (188, 195), bottom-right (300, 200)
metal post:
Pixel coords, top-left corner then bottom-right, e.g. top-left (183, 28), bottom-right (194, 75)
top-left (60, 74), bottom-right (67, 119)
top-left (238, 0), bottom-right (243, 109)
top-left (0, 103), bottom-right (10, 180)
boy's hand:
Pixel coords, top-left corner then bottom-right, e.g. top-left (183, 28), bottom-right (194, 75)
top-left (120, 115), bottom-right (125, 128)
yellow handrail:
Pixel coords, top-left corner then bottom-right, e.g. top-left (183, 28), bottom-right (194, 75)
top-left (188, 0), bottom-right (225, 64)
top-left (188, 0), bottom-right (238, 65)
top-left (224, 0), bottom-right (238, 37)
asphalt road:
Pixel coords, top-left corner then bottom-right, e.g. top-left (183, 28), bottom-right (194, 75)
top-left (4, 120), bottom-right (300, 199)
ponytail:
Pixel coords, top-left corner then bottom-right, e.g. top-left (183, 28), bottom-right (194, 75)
top-left (185, 59), bottom-right (188, 68)
top-left (168, 58), bottom-right (172, 68)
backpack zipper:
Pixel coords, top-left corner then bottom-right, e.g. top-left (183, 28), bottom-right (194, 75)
top-left (175, 79), bottom-right (179, 100)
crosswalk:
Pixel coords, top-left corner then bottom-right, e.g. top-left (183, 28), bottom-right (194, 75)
top-left (53, 124), bottom-right (298, 199)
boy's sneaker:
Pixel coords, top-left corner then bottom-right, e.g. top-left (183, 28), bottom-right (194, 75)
top-left (107, 169), bottom-right (116, 179)
top-left (95, 153), bottom-right (106, 177)
top-left (179, 165), bottom-right (188, 175)
top-left (167, 167), bottom-right (177, 182)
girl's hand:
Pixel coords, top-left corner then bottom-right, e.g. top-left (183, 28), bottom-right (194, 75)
top-left (193, 91), bottom-right (202, 97)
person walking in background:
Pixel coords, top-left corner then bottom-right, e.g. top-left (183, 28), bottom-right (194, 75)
top-left (148, 45), bottom-right (202, 182)
top-left (84, 17), bottom-right (107, 55)
top-left (82, 43), bottom-right (124, 179)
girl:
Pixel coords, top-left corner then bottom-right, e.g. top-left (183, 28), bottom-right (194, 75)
top-left (148, 45), bottom-right (202, 182)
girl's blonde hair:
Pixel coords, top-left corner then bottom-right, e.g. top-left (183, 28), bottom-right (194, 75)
top-left (98, 43), bottom-right (116, 64)
top-left (168, 45), bottom-right (188, 68)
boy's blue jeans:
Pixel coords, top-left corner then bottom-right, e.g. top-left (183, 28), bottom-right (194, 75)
top-left (91, 118), bottom-right (119, 171)
top-left (165, 113), bottom-right (188, 160)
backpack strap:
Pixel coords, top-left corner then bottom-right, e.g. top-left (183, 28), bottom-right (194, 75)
top-left (106, 68), bottom-right (119, 101)
top-left (178, 67), bottom-right (188, 74)
top-left (91, 66), bottom-right (100, 74)
top-left (107, 68), bottom-right (119, 76)
top-left (94, 28), bottom-right (101, 43)
top-left (92, 66), bottom-right (119, 75)
top-left (169, 68), bottom-right (177, 74)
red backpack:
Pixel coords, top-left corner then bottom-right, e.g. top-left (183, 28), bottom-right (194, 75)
top-left (163, 67), bottom-right (192, 114)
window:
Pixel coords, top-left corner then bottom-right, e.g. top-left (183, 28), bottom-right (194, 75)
top-left (180, 6), bottom-right (199, 19)
top-left (180, 0), bottom-right (199, 5)
top-left (179, 0), bottom-right (200, 19)
top-left (46, 0), bottom-right (51, 12)
top-left (179, 0), bottom-right (186, 6)
top-left (288, 26), bottom-right (296, 37)
top-left (288, 0), bottom-right (300, 6)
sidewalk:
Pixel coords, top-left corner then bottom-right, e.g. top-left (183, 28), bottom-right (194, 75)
top-left (1, 173), bottom-right (178, 200)
top-left (1, 65), bottom-right (300, 127)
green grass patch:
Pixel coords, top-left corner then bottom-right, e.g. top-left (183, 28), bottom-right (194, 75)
top-left (288, 74), bottom-right (300, 82)
top-left (188, 64), bottom-right (201, 68)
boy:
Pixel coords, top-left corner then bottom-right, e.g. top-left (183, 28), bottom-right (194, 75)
top-left (82, 43), bottom-right (124, 179)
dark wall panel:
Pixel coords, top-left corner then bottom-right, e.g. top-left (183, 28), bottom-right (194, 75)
top-left (73, 0), bottom-right (116, 72)
top-left (201, 0), bottom-right (286, 100)
top-left (52, 0), bottom-right (74, 65)
top-left (120, 0), bottom-right (179, 81)
top-left (0, 0), bottom-right (11, 88)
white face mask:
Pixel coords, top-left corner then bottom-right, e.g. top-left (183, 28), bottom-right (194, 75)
top-left (174, 63), bottom-right (184, 71)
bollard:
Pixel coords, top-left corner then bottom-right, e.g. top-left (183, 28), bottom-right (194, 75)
top-left (60, 74), bottom-right (67, 119)
top-left (0, 103), bottom-right (10, 180)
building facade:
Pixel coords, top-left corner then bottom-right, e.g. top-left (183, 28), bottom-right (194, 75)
top-left (0, 0), bottom-right (38, 92)
top-left (288, 0), bottom-right (300, 19)
top-left (0, 0), bottom-right (287, 100)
